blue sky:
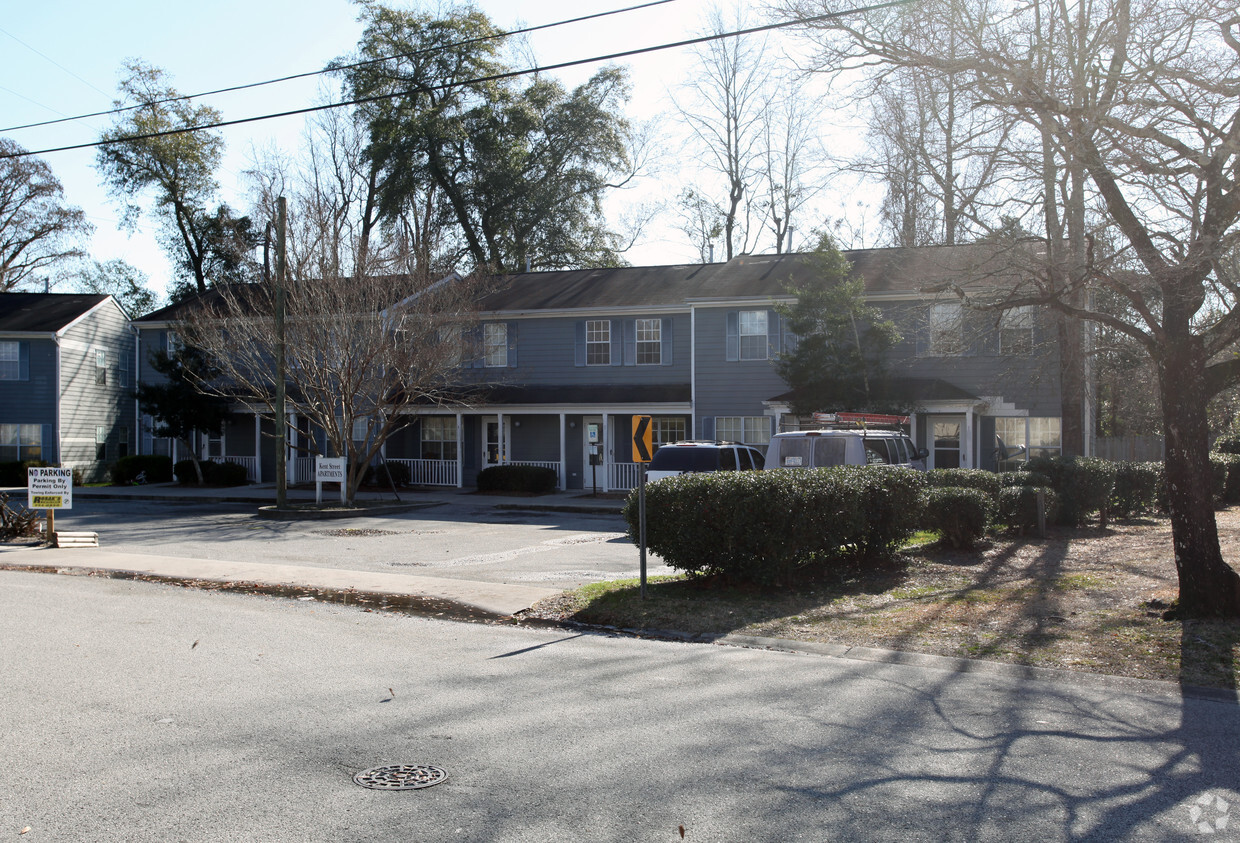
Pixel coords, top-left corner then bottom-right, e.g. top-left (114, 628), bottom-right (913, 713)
top-left (1, 0), bottom-right (853, 299)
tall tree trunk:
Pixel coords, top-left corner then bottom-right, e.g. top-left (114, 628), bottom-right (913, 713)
top-left (1159, 338), bottom-right (1240, 616)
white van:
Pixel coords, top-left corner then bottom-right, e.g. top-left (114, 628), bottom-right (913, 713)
top-left (764, 429), bottom-right (928, 471)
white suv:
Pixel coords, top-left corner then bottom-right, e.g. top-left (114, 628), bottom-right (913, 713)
top-left (764, 429), bottom-right (927, 471)
top-left (646, 441), bottom-right (767, 481)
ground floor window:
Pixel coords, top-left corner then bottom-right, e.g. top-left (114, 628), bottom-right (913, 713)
top-left (652, 417), bottom-right (686, 446)
top-left (95, 425), bottom-right (108, 461)
top-left (994, 416), bottom-right (1062, 468)
top-left (0, 424), bottom-right (41, 461)
top-left (118, 426), bottom-right (129, 459)
top-left (716, 416), bottom-right (771, 445)
top-left (421, 417), bottom-right (458, 461)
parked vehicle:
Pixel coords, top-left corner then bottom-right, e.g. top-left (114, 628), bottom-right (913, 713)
top-left (647, 440), bottom-right (766, 481)
top-left (764, 429), bottom-right (928, 471)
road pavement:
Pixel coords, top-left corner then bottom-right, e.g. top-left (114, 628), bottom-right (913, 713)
top-left (3, 571), bottom-right (1237, 842)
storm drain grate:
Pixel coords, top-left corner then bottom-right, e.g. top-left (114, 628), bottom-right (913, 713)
top-left (353, 764), bottom-right (448, 791)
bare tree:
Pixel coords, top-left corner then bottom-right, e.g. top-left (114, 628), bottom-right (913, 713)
top-left (0, 139), bottom-right (91, 291)
top-left (793, 0), bottom-right (1240, 615)
top-left (673, 6), bottom-right (772, 260)
top-left (758, 91), bottom-right (830, 253)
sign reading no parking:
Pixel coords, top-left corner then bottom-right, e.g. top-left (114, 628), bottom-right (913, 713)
top-left (28, 467), bottom-right (73, 510)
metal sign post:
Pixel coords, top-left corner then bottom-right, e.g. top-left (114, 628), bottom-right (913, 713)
top-left (631, 415), bottom-right (653, 599)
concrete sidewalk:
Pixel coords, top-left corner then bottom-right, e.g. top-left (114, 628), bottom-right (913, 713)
top-left (1, 481), bottom-right (628, 618)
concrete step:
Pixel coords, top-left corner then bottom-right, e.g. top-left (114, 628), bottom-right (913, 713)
top-left (53, 531), bottom-right (99, 548)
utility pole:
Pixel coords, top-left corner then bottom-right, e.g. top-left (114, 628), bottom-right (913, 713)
top-left (275, 196), bottom-right (288, 510)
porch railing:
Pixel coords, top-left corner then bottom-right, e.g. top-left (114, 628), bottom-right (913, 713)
top-left (221, 456), bottom-right (259, 483)
top-left (608, 463), bottom-right (642, 491)
top-left (385, 458), bottom-right (459, 487)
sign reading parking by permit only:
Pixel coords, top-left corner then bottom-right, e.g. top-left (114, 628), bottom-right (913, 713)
top-left (28, 467), bottom-right (73, 509)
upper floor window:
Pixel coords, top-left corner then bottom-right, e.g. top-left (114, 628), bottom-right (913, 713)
top-left (1000, 306), bottom-right (1034, 355)
top-left (94, 348), bottom-right (108, 385)
top-left (484, 323), bottom-right (508, 367)
top-left (0, 341), bottom-right (20, 380)
top-left (636, 318), bottom-right (662, 365)
top-left (738, 311), bottom-right (768, 360)
top-left (928, 303), bottom-right (962, 355)
top-left (586, 320), bottom-right (611, 365)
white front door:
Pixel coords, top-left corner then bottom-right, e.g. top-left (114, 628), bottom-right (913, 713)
top-left (583, 415), bottom-right (603, 488)
top-left (930, 415), bottom-right (965, 469)
top-left (482, 416), bottom-right (510, 467)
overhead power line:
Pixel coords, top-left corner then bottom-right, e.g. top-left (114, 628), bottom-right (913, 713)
top-left (0, 0), bottom-right (683, 134)
top-left (1, 0), bottom-right (914, 161)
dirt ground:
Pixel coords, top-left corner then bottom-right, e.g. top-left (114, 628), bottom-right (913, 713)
top-left (528, 508), bottom-right (1240, 689)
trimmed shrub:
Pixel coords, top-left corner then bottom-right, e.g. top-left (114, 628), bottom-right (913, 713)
top-left (174, 459), bottom-right (249, 486)
top-left (0, 460), bottom-right (51, 487)
top-left (923, 486), bottom-right (995, 548)
top-left (1110, 461), bottom-right (1162, 518)
top-left (623, 466), bottom-right (927, 586)
top-left (1210, 453), bottom-right (1240, 504)
top-left (111, 455), bottom-right (174, 485)
top-left (999, 471), bottom-right (1051, 489)
top-left (998, 486), bottom-right (1057, 533)
top-left (364, 461), bottom-right (412, 488)
top-left (924, 468), bottom-right (1001, 494)
top-left (1023, 455), bottom-right (1117, 526)
top-left (477, 464), bottom-right (557, 494)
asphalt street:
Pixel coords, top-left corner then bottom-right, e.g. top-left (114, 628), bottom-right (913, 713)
top-left (3, 571), bottom-right (1238, 842)
top-left (38, 497), bottom-right (670, 590)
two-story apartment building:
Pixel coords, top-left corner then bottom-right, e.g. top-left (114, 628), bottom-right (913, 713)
top-left (133, 245), bottom-right (1072, 490)
top-left (0, 293), bottom-right (137, 481)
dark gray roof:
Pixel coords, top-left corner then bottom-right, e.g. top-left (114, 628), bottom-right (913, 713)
top-left (0, 293), bottom-right (110, 333)
top-left (480, 244), bottom-right (1022, 312)
top-left (464, 383), bottom-right (692, 406)
top-left (767, 378), bottom-right (979, 406)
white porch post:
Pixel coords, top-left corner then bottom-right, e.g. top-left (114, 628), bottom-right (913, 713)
top-left (601, 413), bottom-right (610, 491)
top-left (455, 412), bottom-right (463, 488)
top-left (498, 412), bottom-right (505, 463)
top-left (964, 409), bottom-right (975, 469)
top-left (254, 413), bottom-right (262, 483)
top-left (909, 414), bottom-right (919, 454)
top-left (287, 413), bottom-right (297, 483)
top-left (558, 413), bottom-right (567, 491)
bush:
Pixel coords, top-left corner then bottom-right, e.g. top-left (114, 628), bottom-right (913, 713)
top-left (111, 455), bottom-right (174, 485)
top-left (923, 486), bottom-right (995, 548)
top-left (623, 466), bottom-right (927, 586)
top-left (998, 486), bottom-right (1057, 533)
top-left (999, 471), bottom-right (1051, 489)
top-left (1023, 455), bottom-right (1117, 526)
top-left (1210, 453), bottom-right (1240, 504)
top-left (1110, 461), bottom-right (1162, 518)
top-left (924, 468), bottom-right (1001, 494)
top-left (364, 461), bottom-right (411, 488)
top-left (477, 464), bottom-right (558, 494)
top-left (174, 459), bottom-right (249, 486)
top-left (0, 460), bottom-right (51, 487)
top-left (1213, 434), bottom-right (1240, 455)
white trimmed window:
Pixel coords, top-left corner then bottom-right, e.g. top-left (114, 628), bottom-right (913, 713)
top-left (636, 318), bottom-right (661, 365)
top-left (1000, 306), bottom-right (1034, 354)
top-left (119, 349), bottom-right (130, 387)
top-left (928, 303), bottom-right (962, 355)
top-left (586, 320), bottom-right (611, 365)
top-left (716, 416), bottom-right (771, 445)
top-left (484, 323), bottom-right (508, 367)
top-left (0, 424), bottom-right (41, 461)
top-left (995, 416), bottom-right (1062, 465)
top-left (118, 426), bottom-right (130, 458)
top-left (421, 417), bottom-right (458, 461)
top-left (0, 342), bottom-right (19, 380)
top-left (738, 311), bottom-right (768, 360)
top-left (94, 348), bottom-right (108, 385)
top-left (652, 417), bottom-right (685, 446)
top-left (95, 425), bottom-right (108, 460)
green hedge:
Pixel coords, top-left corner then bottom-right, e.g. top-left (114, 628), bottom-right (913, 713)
top-left (477, 464), bottom-right (558, 494)
top-left (174, 459), bottom-right (249, 486)
top-left (364, 461), bottom-right (412, 488)
top-left (0, 460), bottom-right (52, 487)
top-left (1209, 453), bottom-right (1240, 504)
top-left (623, 466), bottom-right (926, 586)
top-left (1213, 434), bottom-right (1240, 455)
top-left (1023, 455), bottom-right (1117, 526)
top-left (998, 486), bottom-right (1057, 533)
top-left (923, 486), bottom-right (995, 548)
top-left (999, 471), bottom-right (1051, 489)
top-left (111, 455), bottom-right (174, 485)
top-left (1110, 461), bottom-right (1162, 517)
top-left (924, 468), bottom-right (1001, 494)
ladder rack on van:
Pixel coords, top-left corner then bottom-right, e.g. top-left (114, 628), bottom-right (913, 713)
top-left (807, 412), bottom-right (910, 430)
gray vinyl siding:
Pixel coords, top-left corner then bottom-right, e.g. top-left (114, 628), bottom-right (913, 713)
top-left (58, 303), bottom-right (136, 480)
top-left (692, 305), bottom-right (786, 440)
top-left (462, 313), bottom-right (692, 387)
top-left (136, 327), bottom-right (172, 387)
top-left (511, 415), bottom-right (560, 462)
top-left (0, 337), bottom-right (58, 463)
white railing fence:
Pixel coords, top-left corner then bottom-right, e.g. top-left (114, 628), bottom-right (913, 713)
top-left (384, 458), bottom-right (459, 487)
top-left (222, 456), bottom-right (259, 483)
top-left (1094, 436), bottom-right (1164, 462)
top-left (608, 463), bottom-right (642, 491)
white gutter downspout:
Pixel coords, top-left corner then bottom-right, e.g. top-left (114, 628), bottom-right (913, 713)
top-left (54, 336), bottom-right (62, 465)
top-left (690, 306), bottom-right (697, 438)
